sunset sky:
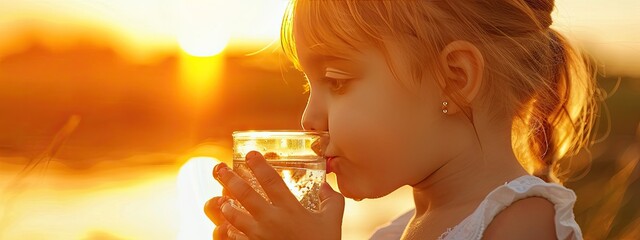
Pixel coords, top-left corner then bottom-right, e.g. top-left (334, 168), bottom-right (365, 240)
top-left (0, 0), bottom-right (289, 61)
top-left (0, 0), bottom-right (638, 74)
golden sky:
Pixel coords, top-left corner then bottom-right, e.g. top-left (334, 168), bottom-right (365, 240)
top-left (553, 0), bottom-right (640, 75)
top-left (0, 0), bottom-right (638, 74)
top-left (0, 0), bottom-right (289, 61)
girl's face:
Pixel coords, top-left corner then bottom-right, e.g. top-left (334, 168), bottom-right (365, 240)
top-left (295, 30), bottom-right (454, 199)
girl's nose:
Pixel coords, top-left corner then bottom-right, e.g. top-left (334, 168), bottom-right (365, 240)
top-left (300, 94), bottom-right (328, 131)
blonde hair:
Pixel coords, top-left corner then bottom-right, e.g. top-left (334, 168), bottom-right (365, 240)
top-left (281, 0), bottom-right (600, 183)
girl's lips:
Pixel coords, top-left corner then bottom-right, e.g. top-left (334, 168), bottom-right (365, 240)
top-left (325, 156), bottom-right (337, 173)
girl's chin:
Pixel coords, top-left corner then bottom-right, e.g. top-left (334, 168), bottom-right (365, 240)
top-left (340, 191), bottom-right (366, 201)
top-left (335, 180), bottom-right (362, 200)
top-left (336, 180), bottom-right (387, 200)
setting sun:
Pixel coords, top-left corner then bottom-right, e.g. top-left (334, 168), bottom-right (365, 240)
top-left (178, 33), bottom-right (229, 57)
top-left (177, 0), bottom-right (230, 57)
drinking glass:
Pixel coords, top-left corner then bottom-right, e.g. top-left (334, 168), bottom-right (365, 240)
top-left (232, 130), bottom-right (328, 211)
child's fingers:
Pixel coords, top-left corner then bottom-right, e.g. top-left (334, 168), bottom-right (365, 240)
top-left (220, 200), bottom-right (257, 237)
top-left (223, 188), bottom-right (232, 198)
top-left (204, 196), bottom-right (227, 225)
top-left (245, 151), bottom-right (299, 207)
top-left (214, 163), bottom-right (270, 216)
top-left (212, 166), bottom-right (235, 198)
top-left (213, 223), bottom-right (228, 240)
top-left (319, 182), bottom-right (345, 220)
top-left (226, 225), bottom-right (249, 240)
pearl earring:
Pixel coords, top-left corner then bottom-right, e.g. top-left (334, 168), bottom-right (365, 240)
top-left (442, 101), bottom-right (449, 114)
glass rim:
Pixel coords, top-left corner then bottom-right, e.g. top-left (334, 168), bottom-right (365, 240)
top-left (232, 130), bottom-right (328, 138)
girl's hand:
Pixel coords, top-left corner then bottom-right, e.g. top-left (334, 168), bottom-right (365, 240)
top-left (204, 194), bottom-right (248, 240)
top-left (204, 151), bottom-right (345, 240)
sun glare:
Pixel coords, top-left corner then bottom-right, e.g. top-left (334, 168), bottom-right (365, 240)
top-left (177, 156), bottom-right (223, 240)
top-left (178, 33), bottom-right (229, 57)
top-left (179, 53), bottom-right (224, 111)
top-left (178, 0), bottom-right (231, 57)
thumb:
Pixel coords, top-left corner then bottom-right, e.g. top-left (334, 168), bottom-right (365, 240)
top-left (319, 182), bottom-right (345, 220)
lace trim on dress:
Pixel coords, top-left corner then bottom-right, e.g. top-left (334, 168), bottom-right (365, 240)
top-left (438, 175), bottom-right (582, 240)
top-left (370, 175), bottom-right (582, 240)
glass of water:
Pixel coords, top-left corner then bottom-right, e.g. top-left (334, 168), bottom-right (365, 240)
top-left (232, 130), bottom-right (328, 211)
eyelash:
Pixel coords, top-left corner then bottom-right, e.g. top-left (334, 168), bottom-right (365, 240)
top-left (321, 77), bottom-right (348, 93)
top-left (302, 76), bottom-right (350, 95)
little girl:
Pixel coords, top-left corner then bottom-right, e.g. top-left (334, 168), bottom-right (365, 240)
top-left (205, 0), bottom-right (598, 239)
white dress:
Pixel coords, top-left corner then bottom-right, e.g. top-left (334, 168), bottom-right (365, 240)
top-left (369, 175), bottom-right (583, 240)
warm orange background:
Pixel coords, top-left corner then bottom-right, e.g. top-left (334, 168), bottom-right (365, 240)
top-left (0, 1), bottom-right (639, 239)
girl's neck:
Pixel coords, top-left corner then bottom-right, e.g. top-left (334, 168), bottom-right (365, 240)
top-left (410, 127), bottom-right (529, 217)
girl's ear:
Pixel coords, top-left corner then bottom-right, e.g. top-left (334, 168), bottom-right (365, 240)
top-left (437, 40), bottom-right (485, 114)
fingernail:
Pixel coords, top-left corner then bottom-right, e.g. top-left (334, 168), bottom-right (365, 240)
top-left (213, 163), bottom-right (222, 179)
top-left (214, 163), bottom-right (229, 180)
top-left (245, 151), bottom-right (258, 165)
top-left (221, 201), bottom-right (232, 215)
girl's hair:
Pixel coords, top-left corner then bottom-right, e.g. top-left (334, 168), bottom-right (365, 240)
top-left (281, 0), bottom-right (600, 183)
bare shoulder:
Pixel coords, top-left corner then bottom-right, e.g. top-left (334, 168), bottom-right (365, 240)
top-left (482, 197), bottom-right (557, 240)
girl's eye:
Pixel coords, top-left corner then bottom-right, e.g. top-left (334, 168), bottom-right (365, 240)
top-left (322, 77), bottom-right (348, 93)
